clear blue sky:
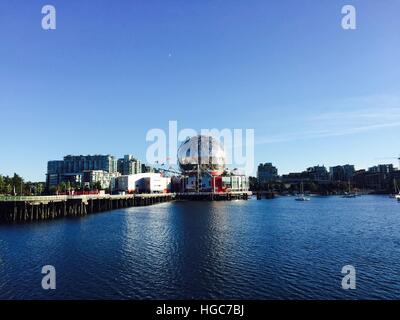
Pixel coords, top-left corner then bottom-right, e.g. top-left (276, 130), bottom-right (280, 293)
top-left (1, 0), bottom-right (399, 181)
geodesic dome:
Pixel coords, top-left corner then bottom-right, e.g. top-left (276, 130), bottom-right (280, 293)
top-left (177, 135), bottom-right (225, 174)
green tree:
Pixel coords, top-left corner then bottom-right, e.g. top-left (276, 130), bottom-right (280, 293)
top-left (11, 173), bottom-right (24, 195)
top-left (0, 175), bottom-right (4, 194)
top-left (59, 181), bottom-right (67, 192)
top-left (307, 182), bottom-right (318, 193)
top-left (94, 181), bottom-right (102, 190)
top-left (6, 184), bottom-right (12, 195)
top-left (37, 183), bottom-right (44, 195)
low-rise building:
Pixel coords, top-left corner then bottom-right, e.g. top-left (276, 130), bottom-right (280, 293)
top-left (364, 164), bottom-right (395, 190)
top-left (368, 164), bottom-right (394, 174)
top-left (306, 165), bottom-right (329, 183)
top-left (257, 163), bottom-right (278, 184)
top-left (353, 165), bottom-right (398, 191)
top-left (117, 155), bottom-right (141, 175)
top-left (82, 170), bottom-right (120, 190)
top-left (281, 172), bottom-right (309, 184)
top-left (111, 173), bottom-right (171, 194)
top-left (329, 165), bottom-right (355, 182)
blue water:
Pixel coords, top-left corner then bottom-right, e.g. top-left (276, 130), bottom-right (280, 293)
top-left (0, 195), bottom-right (400, 300)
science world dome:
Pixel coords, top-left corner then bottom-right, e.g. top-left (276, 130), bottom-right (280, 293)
top-left (177, 135), bottom-right (226, 174)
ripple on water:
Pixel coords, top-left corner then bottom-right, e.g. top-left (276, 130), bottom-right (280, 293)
top-left (0, 196), bottom-right (400, 299)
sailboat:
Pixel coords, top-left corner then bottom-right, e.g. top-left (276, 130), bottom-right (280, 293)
top-left (392, 179), bottom-right (400, 201)
top-left (343, 180), bottom-right (356, 198)
top-left (390, 179), bottom-right (400, 199)
top-left (295, 182), bottom-right (310, 201)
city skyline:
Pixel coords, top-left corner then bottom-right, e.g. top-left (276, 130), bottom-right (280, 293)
top-left (1, 0), bottom-right (400, 181)
top-left (43, 151), bottom-right (400, 184)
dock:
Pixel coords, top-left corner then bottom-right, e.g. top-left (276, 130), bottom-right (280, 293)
top-left (176, 191), bottom-right (252, 201)
top-left (0, 193), bottom-right (174, 224)
top-left (0, 191), bottom-right (252, 224)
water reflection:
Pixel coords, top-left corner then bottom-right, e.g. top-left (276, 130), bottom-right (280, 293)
top-left (1, 196), bottom-right (400, 299)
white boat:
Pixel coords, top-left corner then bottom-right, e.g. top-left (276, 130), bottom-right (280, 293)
top-left (343, 193), bottom-right (356, 198)
top-left (391, 179), bottom-right (400, 200)
top-left (295, 182), bottom-right (310, 201)
top-left (295, 195), bottom-right (311, 201)
top-left (343, 180), bottom-right (356, 198)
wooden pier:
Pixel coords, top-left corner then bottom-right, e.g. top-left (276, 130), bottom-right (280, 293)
top-left (0, 191), bottom-right (252, 224)
top-left (0, 193), bottom-right (175, 224)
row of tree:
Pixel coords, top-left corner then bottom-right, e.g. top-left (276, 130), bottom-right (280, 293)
top-left (49, 181), bottom-right (103, 194)
top-left (249, 177), bottom-right (361, 195)
top-left (0, 173), bottom-right (45, 196)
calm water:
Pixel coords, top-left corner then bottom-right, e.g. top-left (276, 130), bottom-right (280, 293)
top-left (0, 195), bottom-right (400, 300)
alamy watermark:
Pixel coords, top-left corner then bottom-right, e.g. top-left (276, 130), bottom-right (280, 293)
top-left (41, 265), bottom-right (56, 290)
top-left (146, 121), bottom-right (255, 174)
top-left (341, 265), bottom-right (356, 290)
top-left (39, 4), bottom-right (356, 31)
top-left (341, 5), bottom-right (357, 30)
top-left (41, 5), bottom-right (56, 30)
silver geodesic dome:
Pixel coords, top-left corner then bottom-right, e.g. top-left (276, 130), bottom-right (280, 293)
top-left (177, 135), bottom-right (225, 173)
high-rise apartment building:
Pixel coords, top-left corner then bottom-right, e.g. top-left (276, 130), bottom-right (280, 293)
top-left (46, 155), bottom-right (117, 189)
